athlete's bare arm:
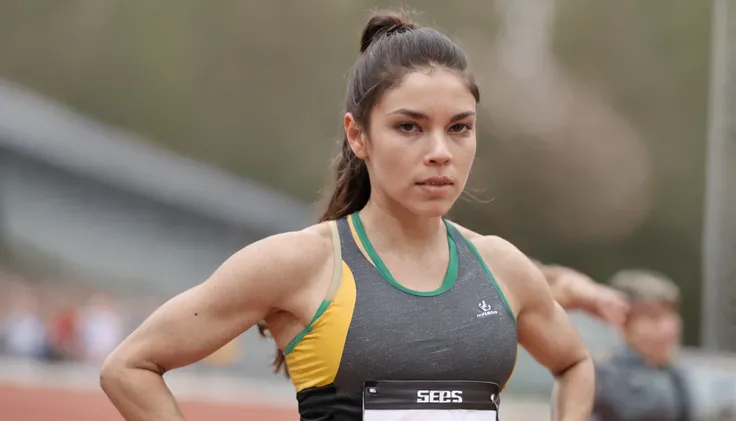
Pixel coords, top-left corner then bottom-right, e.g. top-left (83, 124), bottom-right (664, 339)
top-left (450, 224), bottom-right (628, 325)
top-left (475, 236), bottom-right (594, 421)
top-left (100, 225), bottom-right (333, 421)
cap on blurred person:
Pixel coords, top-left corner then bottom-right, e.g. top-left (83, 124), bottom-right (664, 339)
top-left (609, 269), bottom-right (680, 305)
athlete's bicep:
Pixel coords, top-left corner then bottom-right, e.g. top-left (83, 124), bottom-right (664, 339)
top-left (474, 235), bottom-right (588, 376)
top-left (103, 230), bottom-right (328, 374)
top-left (515, 262), bottom-right (589, 376)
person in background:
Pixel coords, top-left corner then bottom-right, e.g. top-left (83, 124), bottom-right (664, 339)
top-left (592, 269), bottom-right (690, 421)
top-left (47, 303), bottom-right (80, 361)
top-left (78, 293), bottom-right (124, 365)
top-left (1, 288), bottom-right (48, 359)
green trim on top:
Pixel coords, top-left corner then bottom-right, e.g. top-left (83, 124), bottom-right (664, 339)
top-left (283, 299), bottom-right (331, 355)
top-left (350, 212), bottom-right (458, 297)
top-left (455, 230), bottom-right (517, 325)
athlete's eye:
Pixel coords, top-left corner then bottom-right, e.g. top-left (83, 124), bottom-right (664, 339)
top-left (448, 123), bottom-right (473, 134)
top-left (397, 122), bottom-right (421, 133)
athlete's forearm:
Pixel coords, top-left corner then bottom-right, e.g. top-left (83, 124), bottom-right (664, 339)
top-left (537, 264), bottom-right (595, 310)
top-left (100, 364), bottom-right (184, 421)
top-left (551, 356), bottom-right (595, 421)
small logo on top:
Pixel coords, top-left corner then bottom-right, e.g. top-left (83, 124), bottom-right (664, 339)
top-left (477, 300), bottom-right (498, 318)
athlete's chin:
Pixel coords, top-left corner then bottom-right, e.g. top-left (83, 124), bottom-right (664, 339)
top-left (408, 199), bottom-right (457, 218)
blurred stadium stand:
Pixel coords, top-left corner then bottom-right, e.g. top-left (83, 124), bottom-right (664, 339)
top-left (0, 79), bottom-right (312, 298)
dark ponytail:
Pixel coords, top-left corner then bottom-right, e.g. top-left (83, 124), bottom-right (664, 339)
top-left (319, 137), bottom-right (371, 222)
top-left (258, 8), bottom-right (478, 377)
top-left (318, 9), bottom-right (415, 223)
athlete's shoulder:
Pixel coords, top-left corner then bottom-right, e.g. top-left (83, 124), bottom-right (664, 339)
top-left (446, 221), bottom-right (525, 263)
top-left (231, 222), bottom-right (334, 278)
top-left (447, 221), bottom-right (540, 299)
top-left (273, 221), bottom-right (333, 257)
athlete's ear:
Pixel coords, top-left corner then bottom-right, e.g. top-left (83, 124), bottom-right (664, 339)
top-left (345, 112), bottom-right (368, 159)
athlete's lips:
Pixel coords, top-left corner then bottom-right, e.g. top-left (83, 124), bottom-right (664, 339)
top-left (416, 176), bottom-right (455, 186)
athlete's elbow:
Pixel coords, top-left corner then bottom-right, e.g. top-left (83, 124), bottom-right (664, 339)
top-left (99, 348), bottom-right (160, 395)
top-left (100, 349), bottom-right (131, 388)
top-left (100, 353), bottom-right (126, 394)
top-left (551, 352), bottom-right (593, 379)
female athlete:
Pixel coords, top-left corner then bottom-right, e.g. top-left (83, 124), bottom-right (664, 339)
top-left (100, 11), bottom-right (595, 421)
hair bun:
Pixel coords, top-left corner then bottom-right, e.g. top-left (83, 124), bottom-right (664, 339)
top-left (359, 11), bottom-right (415, 54)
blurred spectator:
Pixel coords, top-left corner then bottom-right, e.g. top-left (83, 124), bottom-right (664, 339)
top-left (78, 293), bottom-right (124, 365)
top-left (46, 304), bottom-right (80, 361)
top-left (592, 269), bottom-right (690, 421)
top-left (0, 272), bottom-right (147, 365)
top-left (1, 287), bottom-right (48, 359)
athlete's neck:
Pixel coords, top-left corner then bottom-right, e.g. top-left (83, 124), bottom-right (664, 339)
top-left (358, 200), bottom-right (447, 257)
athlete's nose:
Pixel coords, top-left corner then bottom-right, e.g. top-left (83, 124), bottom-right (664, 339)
top-left (426, 132), bottom-right (452, 166)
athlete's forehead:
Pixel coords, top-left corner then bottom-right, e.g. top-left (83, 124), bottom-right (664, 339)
top-left (375, 69), bottom-right (476, 120)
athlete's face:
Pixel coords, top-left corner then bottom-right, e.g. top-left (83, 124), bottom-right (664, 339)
top-left (345, 68), bottom-right (477, 217)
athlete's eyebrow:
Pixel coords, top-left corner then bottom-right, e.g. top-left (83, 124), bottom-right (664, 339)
top-left (387, 109), bottom-right (476, 122)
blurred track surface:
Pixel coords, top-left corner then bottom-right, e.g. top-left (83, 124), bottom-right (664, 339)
top-left (0, 384), bottom-right (298, 421)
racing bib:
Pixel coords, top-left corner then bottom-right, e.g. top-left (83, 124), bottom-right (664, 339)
top-left (363, 380), bottom-right (500, 421)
